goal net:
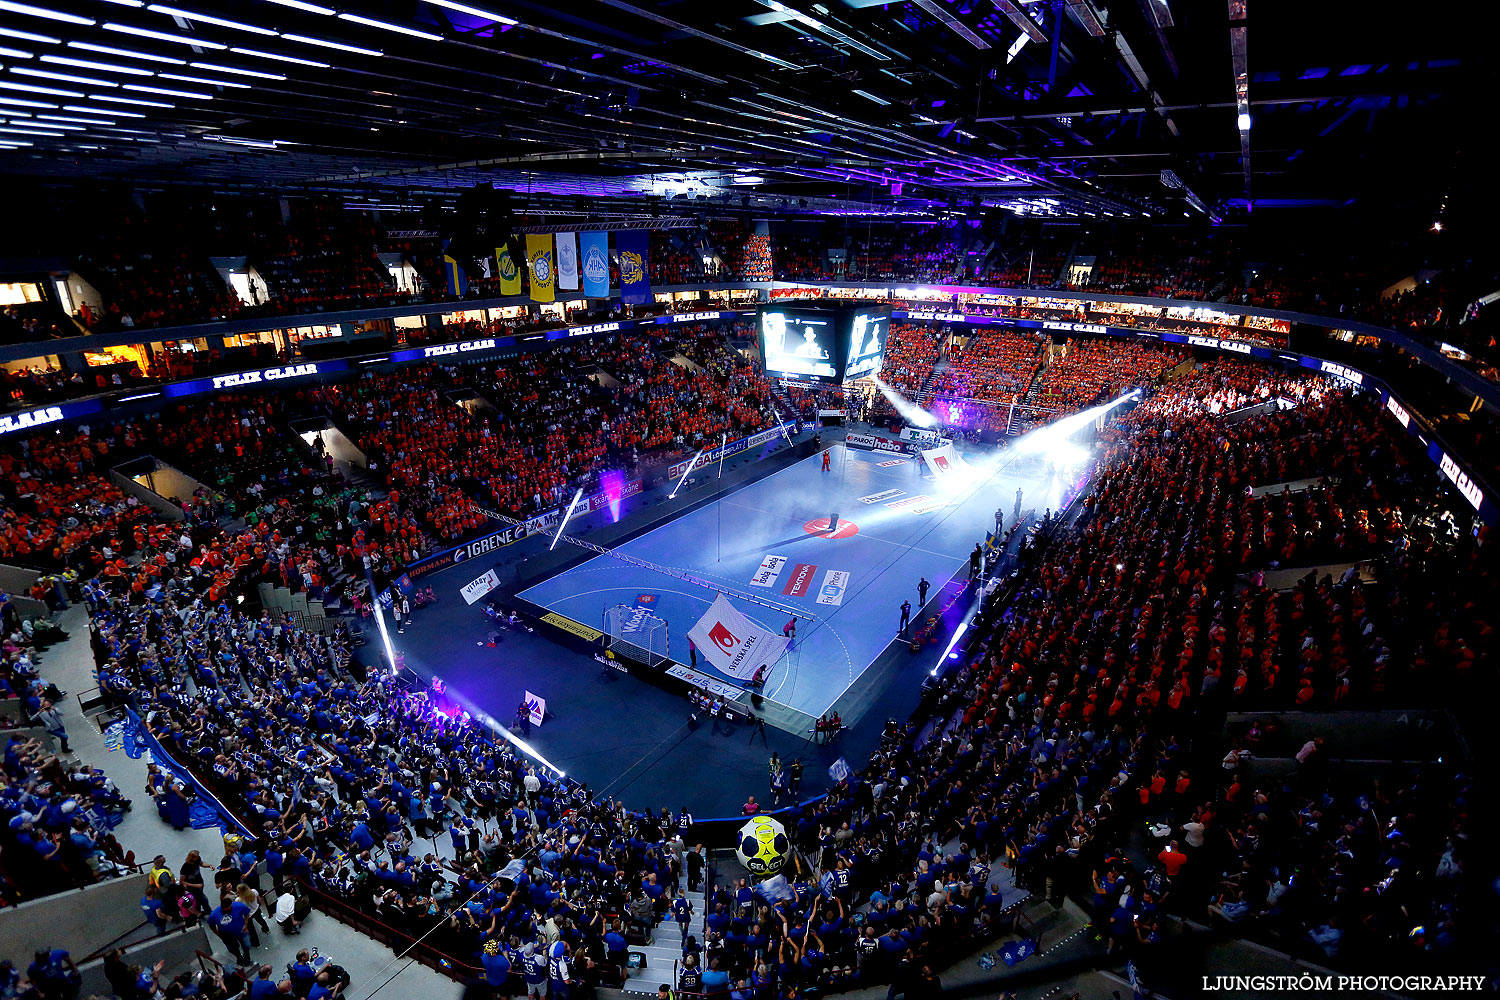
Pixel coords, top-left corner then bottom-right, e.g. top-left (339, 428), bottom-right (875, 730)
top-left (602, 603), bottom-right (670, 669)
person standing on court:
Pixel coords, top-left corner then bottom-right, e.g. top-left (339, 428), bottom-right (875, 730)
top-left (822, 450), bottom-right (832, 472)
top-left (918, 577), bottom-right (930, 606)
top-left (995, 506), bottom-right (1004, 532)
top-left (969, 544), bottom-right (983, 578)
top-left (899, 600), bottom-right (912, 633)
top-left (688, 638), bottom-right (697, 667)
top-left (783, 616), bottom-right (797, 641)
top-left (1014, 486), bottom-right (1023, 524)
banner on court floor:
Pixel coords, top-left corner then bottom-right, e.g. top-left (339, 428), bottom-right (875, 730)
top-left (686, 594), bottom-right (790, 680)
top-left (816, 569), bottom-right (850, 606)
top-left (886, 495), bottom-right (932, 509)
top-left (859, 489), bottom-right (904, 504)
top-left (749, 554), bottom-right (788, 588)
top-left (460, 568), bottom-right (502, 605)
top-left (782, 562), bottom-right (818, 597)
top-left (876, 459), bottom-right (908, 468)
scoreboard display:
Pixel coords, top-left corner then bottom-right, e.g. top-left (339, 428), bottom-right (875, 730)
top-left (757, 304), bottom-right (890, 383)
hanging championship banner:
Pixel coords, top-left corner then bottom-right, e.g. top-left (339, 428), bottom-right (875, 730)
top-left (526, 233), bottom-right (555, 303)
top-left (556, 232), bottom-right (579, 290)
top-left (579, 231), bottom-right (610, 298)
top-left (616, 229), bottom-right (652, 305)
top-left (496, 243), bottom-right (522, 296)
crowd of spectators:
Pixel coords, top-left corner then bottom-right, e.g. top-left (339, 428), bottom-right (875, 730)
top-left (932, 329), bottom-right (1046, 402)
top-left (1031, 338), bottom-right (1185, 411)
top-left (877, 324), bottom-right (945, 395)
top-left (0, 331), bottom-right (1489, 996)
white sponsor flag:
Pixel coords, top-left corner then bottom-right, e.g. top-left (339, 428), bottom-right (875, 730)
top-left (921, 441), bottom-right (968, 485)
top-left (524, 691), bottom-right (546, 727)
top-left (686, 593), bottom-right (790, 681)
top-left (556, 232), bottom-right (579, 290)
top-left (460, 568), bottom-right (501, 605)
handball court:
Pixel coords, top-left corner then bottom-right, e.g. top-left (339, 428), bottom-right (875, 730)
top-left (388, 441), bottom-right (1061, 813)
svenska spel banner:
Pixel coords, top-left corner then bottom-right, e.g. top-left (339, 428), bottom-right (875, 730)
top-left (920, 441), bottom-right (968, 485)
top-left (555, 232), bottom-right (579, 290)
top-left (615, 229), bottom-right (652, 305)
top-left (686, 593), bottom-right (789, 680)
top-left (579, 231), bottom-right (609, 298)
top-left (526, 233), bottom-right (555, 303)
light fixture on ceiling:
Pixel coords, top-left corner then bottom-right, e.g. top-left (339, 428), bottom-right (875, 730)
top-left (65, 103), bottom-right (146, 116)
top-left (190, 60), bottom-right (284, 79)
top-left (103, 23), bottom-right (229, 48)
top-left (12, 67), bottom-right (119, 87)
top-left (145, 5), bottom-right (279, 36)
top-left (0, 80), bottom-right (83, 97)
top-left (262, 0), bottom-right (336, 15)
top-left (850, 89), bottom-right (889, 105)
top-left (6, 118), bottom-right (83, 129)
top-left (0, 125), bottom-right (61, 134)
top-left (425, 0), bottom-right (518, 24)
top-left (38, 112), bottom-right (116, 123)
top-left (229, 46), bottom-right (329, 66)
top-left (0, 46), bottom-right (34, 59)
top-left (159, 71), bottom-right (250, 87)
top-left (0, 95), bottom-right (58, 107)
top-left (124, 82), bottom-right (211, 98)
top-left (0, 26), bottom-right (61, 45)
top-left (279, 33), bottom-right (381, 56)
top-left (89, 92), bottom-right (175, 106)
top-left (0, 1), bottom-right (94, 25)
top-left (41, 54), bottom-right (155, 75)
top-left (337, 13), bottom-right (442, 40)
top-left (1236, 111), bottom-right (1250, 130)
top-left (70, 41), bottom-right (187, 64)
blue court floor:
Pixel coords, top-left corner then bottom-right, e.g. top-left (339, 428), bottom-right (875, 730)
top-left (520, 445), bottom-right (1057, 719)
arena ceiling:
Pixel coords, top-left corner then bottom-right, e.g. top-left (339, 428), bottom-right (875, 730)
top-left (0, 0), bottom-right (1473, 223)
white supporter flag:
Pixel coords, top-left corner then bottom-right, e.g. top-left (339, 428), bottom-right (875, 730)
top-left (556, 232), bottom-right (579, 290)
top-left (686, 594), bottom-right (790, 681)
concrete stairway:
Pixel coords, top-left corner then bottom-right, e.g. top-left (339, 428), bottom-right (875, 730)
top-left (619, 875), bottom-right (707, 995)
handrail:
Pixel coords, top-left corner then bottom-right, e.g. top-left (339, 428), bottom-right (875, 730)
top-left (296, 879), bottom-right (484, 983)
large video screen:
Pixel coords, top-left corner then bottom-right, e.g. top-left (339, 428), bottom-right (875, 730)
top-left (759, 308), bottom-right (839, 380)
top-left (842, 309), bottom-right (888, 379)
